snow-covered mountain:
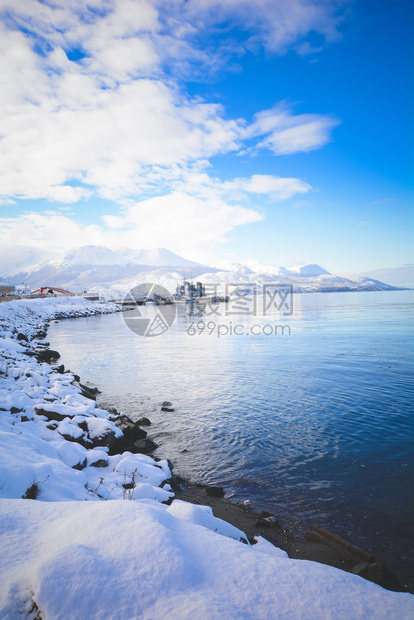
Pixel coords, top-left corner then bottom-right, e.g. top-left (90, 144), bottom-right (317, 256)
top-left (51, 246), bottom-right (131, 268)
top-left (288, 263), bottom-right (331, 277)
top-left (240, 261), bottom-right (330, 278)
top-left (120, 247), bottom-right (208, 269)
top-left (2, 245), bottom-right (217, 292)
top-left (196, 269), bottom-right (398, 294)
top-left (0, 244), bottom-right (401, 294)
top-left (209, 260), bottom-right (255, 275)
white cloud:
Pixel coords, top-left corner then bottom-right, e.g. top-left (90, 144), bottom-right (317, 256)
top-left (0, 0), bottom-right (341, 209)
top-left (45, 186), bottom-right (90, 204)
top-left (0, 70), bottom-right (243, 201)
top-left (223, 175), bottom-right (311, 200)
top-left (0, 169), bottom-right (313, 262)
top-left (164, 0), bottom-right (348, 56)
top-left (0, 212), bottom-right (101, 253)
top-left (249, 106), bottom-right (340, 155)
top-left (0, 192), bottom-right (262, 263)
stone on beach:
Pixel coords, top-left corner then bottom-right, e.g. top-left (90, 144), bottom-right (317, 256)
top-left (206, 486), bottom-right (225, 498)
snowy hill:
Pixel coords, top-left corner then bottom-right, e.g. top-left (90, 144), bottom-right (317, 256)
top-left (209, 260), bottom-right (255, 275)
top-left (240, 261), bottom-right (331, 278)
top-left (197, 269), bottom-right (398, 294)
top-left (120, 247), bottom-right (210, 269)
top-left (288, 263), bottom-right (331, 277)
top-left (0, 245), bottom-right (401, 293)
top-left (2, 246), bottom-right (216, 292)
top-left (50, 245), bottom-right (131, 268)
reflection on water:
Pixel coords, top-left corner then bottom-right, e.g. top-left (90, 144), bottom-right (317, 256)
top-left (48, 290), bottom-right (414, 570)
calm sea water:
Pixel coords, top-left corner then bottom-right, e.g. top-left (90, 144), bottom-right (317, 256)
top-left (48, 290), bottom-right (413, 575)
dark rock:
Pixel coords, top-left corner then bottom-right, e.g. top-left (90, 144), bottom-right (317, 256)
top-left (161, 406), bottom-right (174, 412)
top-left (21, 415), bottom-right (33, 422)
top-left (87, 428), bottom-right (118, 449)
top-left (52, 364), bottom-right (65, 374)
top-left (90, 459), bottom-right (108, 468)
top-left (35, 407), bottom-right (67, 422)
top-left (206, 486), bottom-right (224, 498)
top-left (136, 417), bottom-right (151, 426)
top-left (71, 381), bottom-right (96, 401)
top-left (107, 407), bottom-right (118, 415)
top-left (83, 383), bottom-right (101, 394)
top-left (112, 415), bottom-right (147, 441)
top-left (129, 438), bottom-right (158, 454)
top-left (47, 423), bottom-right (58, 430)
top-left (10, 407), bottom-right (22, 414)
top-left (32, 330), bottom-right (47, 339)
top-left (78, 383), bottom-right (97, 401)
top-left (17, 332), bottom-right (28, 342)
top-left (352, 562), bottom-right (387, 587)
top-left (58, 432), bottom-right (92, 449)
top-left (72, 458), bottom-right (87, 471)
top-left (168, 474), bottom-right (186, 493)
top-left (35, 344), bottom-right (49, 351)
top-left (35, 349), bottom-right (61, 363)
top-left (161, 401), bottom-right (172, 407)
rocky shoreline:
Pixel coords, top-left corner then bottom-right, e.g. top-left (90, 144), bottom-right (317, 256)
top-left (87, 399), bottom-right (410, 592)
top-left (0, 298), bottom-right (176, 504)
top-left (18, 298), bottom-right (413, 591)
top-left (1, 297), bottom-right (413, 618)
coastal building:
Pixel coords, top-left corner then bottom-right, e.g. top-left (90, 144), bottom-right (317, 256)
top-left (30, 286), bottom-right (75, 297)
top-left (175, 280), bottom-right (206, 299)
top-left (0, 282), bottom-right (15, 296)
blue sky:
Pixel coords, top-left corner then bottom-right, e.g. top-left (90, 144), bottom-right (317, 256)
top-left (0, 0), bottom-right (412, 273)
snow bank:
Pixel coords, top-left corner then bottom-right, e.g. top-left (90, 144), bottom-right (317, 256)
top-left (1, 297), bottom-right (413, 618)
top-left (1, 500), bottom-right (413, 620)
top-left (0, 298), bottom-right (173, 506)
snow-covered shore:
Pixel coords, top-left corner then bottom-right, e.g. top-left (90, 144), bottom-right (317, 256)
top-left (1, 297), bottom-right (413, 619)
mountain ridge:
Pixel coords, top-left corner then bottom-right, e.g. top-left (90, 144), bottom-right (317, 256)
top-left (0, 244), bottom-right (403, 294)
